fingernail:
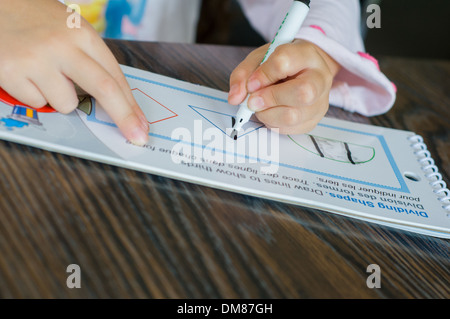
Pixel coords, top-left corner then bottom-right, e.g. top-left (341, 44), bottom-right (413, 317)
top-left (229, 84), bottom-right (239, 97)
top-left (247, 79), bottom-right (261, 92)
top-left (140, 114), bottom-right (149, 132)
top-left (129, 126), bottom-right (148, 146)
top-left (248, 96), bottom-right (265, 111)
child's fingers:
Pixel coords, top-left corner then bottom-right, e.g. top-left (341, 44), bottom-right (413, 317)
top-left (0, 0), bottom-right (148, 142)
top-left (246, 42), bottom-right (314, 93)
top-left (31, 71), bottom-right (79, 113)
top-left (250, 69), bottom-right (330, 134)
top-left (255, 106), bottom-right (318, 135)
top-left (228, 44), bottom-right (270, 105)
top-left (255, 96), bottom-right (328, 135)
top-left (81, 34), bottom-right (138, 110)
top-left (247, 69), bottom-right (327, 112)
top-left (0, 78), bottom-right (47, 109)
top-left (82, 33), bottom-right (149, 127)
top-left (255, 106), bottom-right (302, 132)
top-left (63, 49), bottom-right (149, 145)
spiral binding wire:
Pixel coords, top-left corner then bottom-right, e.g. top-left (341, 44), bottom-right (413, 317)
top-left (408, 135), bottom-right (450, 213)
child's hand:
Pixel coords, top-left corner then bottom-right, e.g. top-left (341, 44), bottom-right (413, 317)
top-left (228, 39), bottom-right (341, 135)
top-left (0, 0), bottom-right (149, 145)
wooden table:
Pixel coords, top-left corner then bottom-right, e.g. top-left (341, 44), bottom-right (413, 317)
top-left (0, 40), bottom-right (448, 299)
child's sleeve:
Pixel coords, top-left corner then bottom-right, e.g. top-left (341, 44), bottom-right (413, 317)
top-left (238, 0), bottom-right (396, 116)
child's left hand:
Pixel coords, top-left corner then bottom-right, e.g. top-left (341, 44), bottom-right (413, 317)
top-left (228, 39), bottom-right (341, 134)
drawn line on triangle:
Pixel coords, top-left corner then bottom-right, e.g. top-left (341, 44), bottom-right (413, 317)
top-left (188, 105), bottom-right (264, 139)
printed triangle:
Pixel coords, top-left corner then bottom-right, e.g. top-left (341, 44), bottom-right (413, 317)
top-left (188, 105), bottom-right (264, 139)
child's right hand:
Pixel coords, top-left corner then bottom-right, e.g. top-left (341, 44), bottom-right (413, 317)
top-left (228, 40), bottom-right (341, 135)
top-left (0, 0), bottom-right (149, 145)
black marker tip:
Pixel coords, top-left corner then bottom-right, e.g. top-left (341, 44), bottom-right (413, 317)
top-left (230, 129), bottom-right (238, 140)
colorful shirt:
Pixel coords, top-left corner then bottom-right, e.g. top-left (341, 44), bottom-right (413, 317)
top-left (64, 0), bottom-right (201, 42)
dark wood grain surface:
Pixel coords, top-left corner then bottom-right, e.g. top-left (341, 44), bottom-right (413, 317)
top-left (0, 40), bottom-right (448, 299)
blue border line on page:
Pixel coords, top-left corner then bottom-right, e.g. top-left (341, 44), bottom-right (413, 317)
top-left (85, 73), bottom-right (410, 193)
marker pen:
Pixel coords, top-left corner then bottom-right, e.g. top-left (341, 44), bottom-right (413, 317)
top-left (230, 0), bottom-right (310, 140)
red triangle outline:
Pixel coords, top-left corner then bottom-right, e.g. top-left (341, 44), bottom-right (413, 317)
top-left (131, 88), bottom-right (178, 124)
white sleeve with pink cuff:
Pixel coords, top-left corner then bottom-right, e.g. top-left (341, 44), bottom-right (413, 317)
top-left (238, 0), bottom-right (397, 116)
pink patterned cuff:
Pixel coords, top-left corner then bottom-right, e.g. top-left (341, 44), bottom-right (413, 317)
top-left (309, 25), bottom-right (326, 35)
top-left (357, 52), bottom-right (380, 70)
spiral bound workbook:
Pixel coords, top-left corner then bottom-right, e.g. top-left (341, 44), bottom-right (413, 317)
top-left (0, 65), bottom-right (449, 238)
